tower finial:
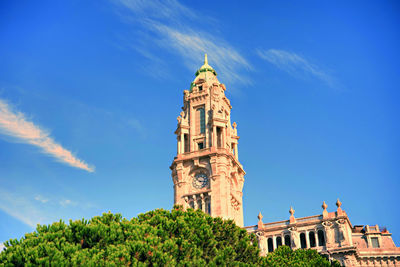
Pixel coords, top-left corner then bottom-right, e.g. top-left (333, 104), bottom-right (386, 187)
top-left (204, 53), bottom-right (208, 65)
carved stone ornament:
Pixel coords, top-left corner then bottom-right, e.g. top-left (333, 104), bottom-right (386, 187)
top-left (336, 218), bottom-right (346, 225)
top-left (322, 220), bottom-right (333, 228)
top-left (255, 231), bottom-right (264, 237)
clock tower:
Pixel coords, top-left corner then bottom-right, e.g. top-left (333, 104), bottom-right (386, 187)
top-left (170, 55), bottom-right (245, 226)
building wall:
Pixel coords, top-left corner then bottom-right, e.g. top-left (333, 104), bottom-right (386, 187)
top-left (246, 207), bottom-right (400, 266)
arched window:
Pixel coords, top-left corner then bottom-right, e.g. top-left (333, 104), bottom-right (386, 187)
top-left (300, 233), bottom-right (307, 249)
top-left (318, 230), bottom-right (326, 246)
top-left (197, 198), bottom-right (202, 211)
top-left (284, 235), bottom-right (291, 247)
top-left (205, 197), bottom-right (211, 215)
top-left (276, 236), bottom-right (282, 247)
top-left (309, 232), bottom-right (316, 247)
top-left (267, 238), bottom-right (273, 252)
top-left (189, 201), bottom-right (195, 209)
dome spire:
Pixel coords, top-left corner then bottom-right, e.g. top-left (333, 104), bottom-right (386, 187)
top-left (195, 53), bottom-right (217, 76)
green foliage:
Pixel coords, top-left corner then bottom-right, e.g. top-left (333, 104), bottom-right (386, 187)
top-left (0, 206), bottom-right (260, 266)
top-left (261, 246), bottom-right (341, 267)
top-left (0, 207), bottom-right (341, 266)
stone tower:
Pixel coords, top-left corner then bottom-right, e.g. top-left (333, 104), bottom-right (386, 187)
top-left (170, 54), bottom-right (245, 226)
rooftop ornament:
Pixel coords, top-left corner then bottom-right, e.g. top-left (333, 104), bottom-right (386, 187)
top-left (322, 201), bottom-right (329, 219)
top-left (289, 206), bottom-right (296, 224)
top-left (257, 212), bottom-right (264, 229)
top-left (336, 198), bottom-right (344, 216)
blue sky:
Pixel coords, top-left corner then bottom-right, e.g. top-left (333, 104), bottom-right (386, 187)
top-left (1, 0), bottom-right (399, 245)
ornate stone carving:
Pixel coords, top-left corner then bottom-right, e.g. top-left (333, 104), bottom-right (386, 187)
top-left (322, 221), bottom-right (334, 245)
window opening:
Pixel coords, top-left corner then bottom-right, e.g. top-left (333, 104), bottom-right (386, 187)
top-left (184, 134), bottom-right (190, 152)
top-left (300, 233), bottom-right (307, 249)
top-left (309, 232), bottom-right (316, 247)
top-left (199, 108), bottom-right (205, 134)
top-left (198, 142), bottom-right (204, 150)
top-left (217, 127), bottom-right (222, 148)
top-left (276, 237), bottom-right (282, 247)
top-left (371, 237), bottom-right (380, 248)
top-left (267, 238), bottom-right (273, 252)
top-left (317, 230), bottom-right (325, 246)
top-left (284, 235), bottom-right (291, 247)
top-left (197, 199), bottom-right (202, 211)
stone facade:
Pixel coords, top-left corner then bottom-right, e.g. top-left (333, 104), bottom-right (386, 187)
top-left (170, 55), bottom-right (400, 266)
top-left (170, 54), bottom-right (245, 226)
top-left (246, 200), bottom-right (400, 266)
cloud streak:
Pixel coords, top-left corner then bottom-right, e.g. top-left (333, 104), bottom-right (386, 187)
top-left (0, 188), bottom-right (48, 227)
top-left (113, 0), bottom-right (251, 87)
top-left (34, 195), bottom-right (49, 203)
top-left (0, 99), bottom-right (94, 172)
top-left (257, 49), bottom-right (335, 87)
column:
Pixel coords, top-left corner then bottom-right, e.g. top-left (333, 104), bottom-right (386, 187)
top-left (306, 231), bottom-right (310, 248)
top-left (193, 195), bottom-right (198, 209)
top-left (235, 143), bottom-right (239, 160)
top-left (177, 136), bottom-right (180, 154)
top-left (273, 236), bottom-right (277, 251)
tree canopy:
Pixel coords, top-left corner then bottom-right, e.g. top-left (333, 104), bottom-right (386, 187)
top-left (0, 207), bottom-right (340, 266)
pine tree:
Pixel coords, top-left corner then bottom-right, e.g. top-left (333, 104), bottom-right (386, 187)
top-left (0, 206), bottom-right (340, 266)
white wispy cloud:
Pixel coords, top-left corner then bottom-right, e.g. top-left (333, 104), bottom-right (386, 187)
top-left (113, 0), bottom-right (251, 87)
top-left (257, 49), bottom-right (335, 87)
top-left (0, 99), bottom-right (94, 172)
top-left (0, 188), bottom-right (90, 228)
top-left (0, 188), bottom-right (48, 227)
top-left (34, 195), bottom-right (49, 203)
top-left (59, 199), bottom-right (77, 207)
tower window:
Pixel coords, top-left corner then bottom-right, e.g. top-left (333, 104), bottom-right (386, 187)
top-left (198, 85), bottom-right (203, 91)
top-left (184, 134), bottom-right (190, 152)
top-left (196, 107), bottom-right (206, 134)
top-left (200, 108), bottom-right (205, 133)
top-left (197, 199), bottom-right (202, 210)
top-left (198, 142), bottom-right (204, 150)
top-left (205, 197), bottom-right (211, 215)
top-left (217, 127), bottom-right (222, 147)
top-left (189, 201), bottom-right (194, 209)
top-left (371, 237), bottom-right (380, 248)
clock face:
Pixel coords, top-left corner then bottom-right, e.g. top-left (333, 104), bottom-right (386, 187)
top-left (192, 173), bottom-right (209, 189)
